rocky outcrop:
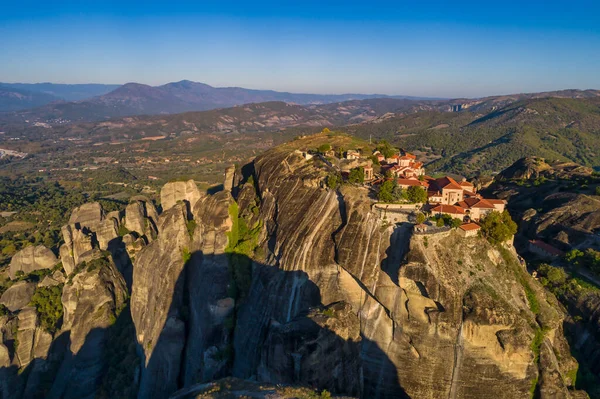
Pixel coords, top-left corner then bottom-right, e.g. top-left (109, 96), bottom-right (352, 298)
top-left (161, 180), bottom-right (202, 212)
top-left (169, 377), bottom-right (351, 399)
top-left (68, 202), bottom-right (104, 230)
top-left (59, 225), bottom-right (94, 275)
top-left (125, 196), bottom-right (158, 239)
top-left (2, 140), bottom-right (592, 399)
top-left (257, 302), bottom-right (362, 396)
top-left (9, 245), bottom-right (59, 279)
top-left (0, 281), bottom-right (35, 312)
top-left (183, 190), bottom-right (234, 386)
top-left (131, 203), bottom-right (191, 399)
top-left (95, 218), bottom-right (119, 250)
top-left (487, 157), bottom-right (600, 252)
top-left (39, 270), bottom-right (66, 287)
top-left (223, 166), bottom-right (235, 192)
top-left (497, 157), bottom-right (594, 182)
top-left (14, 307), bottom-right (52, 368)
top-left (496, 157), bottom-right (553, 181)
top-left (47, 256), bottom-right (128, 399)
top-left (227, 142), bottom-right (583, 398)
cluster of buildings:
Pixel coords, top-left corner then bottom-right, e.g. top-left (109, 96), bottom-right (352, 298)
top-left (423, 176), bottom-right (506, 222)
top-left (314, 144), bottom-right (506, 227)
top-left (375, 150), bottom-right (424, 179)
top-left (370, 149), bottom-right (507, 225)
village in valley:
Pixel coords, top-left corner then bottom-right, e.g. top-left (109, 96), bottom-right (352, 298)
top-left (299, 132), bottom-right (509, 238)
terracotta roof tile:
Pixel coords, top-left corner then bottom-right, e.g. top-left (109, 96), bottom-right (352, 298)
top-left (397, 178), bottom-right (422, 186)
top-left (457, 198), bottom-right (495, 209)
top-left (432, 204), bottom-right (465, 214)
top-left (529, 240), bottom-right (565, 256)
top-left (434, 176), bottom-right (463, 190)
top-left (472, 198), bottom-right (495, 209)
top-left (459, 223), bottom-right (481, 231)
top-left (486, 199), bottom-right (507, 205)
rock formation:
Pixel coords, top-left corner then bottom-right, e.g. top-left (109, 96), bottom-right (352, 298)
top-left (0, 281), bottom-right (36, 312)
top-left (160, 180), bottom-right (202, 212)
top-left (48, 256), bottom-right (128, 399)
top-left (68, 202), bottom-right (104, 230)
top-left (125, 196), bottom-right (158, 239)
top-left (131, 202), bottom-right (191, 399)
top-left (9, 245), bottom-right (59, 279)
top-left (223, 166), bottom-right (235, 192)
top-left (0, 139), bottom-right (592, 399)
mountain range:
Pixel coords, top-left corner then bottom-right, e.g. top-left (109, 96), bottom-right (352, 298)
top-left (0, 80), bottom-right (438, 121)
top-left (2, 85), bottom-right (600, 179)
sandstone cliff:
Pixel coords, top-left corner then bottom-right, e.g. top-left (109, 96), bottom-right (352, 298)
top-left (8, 245), bottom-right (59, 279)
top-left (226, 143), bottom-right (582, 398)
top-left (0, 137), bottom-right (591, 398)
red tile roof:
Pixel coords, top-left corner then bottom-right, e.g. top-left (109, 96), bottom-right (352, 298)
top-left (432, 204), bottom-right (465, 214)
top-left (397, 178), bottom-right (422, 186)
top-left (529, 240), bottom-right (565, 256)
top-left (459, 181), bottom-right (474, 187)
top-left (473, 199), bottom-right (495, 209)
top-left (434, 176), bottom-right (463, 190)
top-left (459, 223), bottom-right (481, 231)
top-left (486, 199), bottom-right (507, 205)
top-left (457, 198), bottom-right (495, 209)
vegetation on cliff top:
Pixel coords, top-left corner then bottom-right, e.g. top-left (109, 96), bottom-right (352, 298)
top-left (30, 284), bottom-right (64, 334)
top-left (480, 211), bottom-right (518, 244)
top-left (225, 201), bottom-right (261, 301)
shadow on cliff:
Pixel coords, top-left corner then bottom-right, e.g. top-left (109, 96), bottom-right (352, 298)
top-left (142, 250), bottom-right (407, 398)
top-left (562, 315), bottom-right (600, 397)
top-left (0, 300), bottom-right (140, 399)
top-left (0, 253), bottom-right (406, 399)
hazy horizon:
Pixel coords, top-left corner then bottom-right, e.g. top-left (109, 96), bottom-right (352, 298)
top-left (2, 79), bottom-right (599, 101)
top-left (2, 1), bottom-right (600, 98)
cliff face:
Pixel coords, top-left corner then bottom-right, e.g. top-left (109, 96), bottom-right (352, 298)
top-left (0, 138), bottom-right (589, 398)
top-left (487, 156), bottom-right (600, 251)
top-left (227, 145), bottom-right (580, 398)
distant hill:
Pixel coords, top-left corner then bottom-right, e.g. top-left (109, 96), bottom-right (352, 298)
top-left (348, 95), bottom-right (600, 176)
top-left (0, 83), bottom-right (119, 103)
top-left (3, 87), bottom-right (600, 180)
top-left (0, 86), bottom-right (62, 112)
top-left (1, 80), bottom-right (438, 123)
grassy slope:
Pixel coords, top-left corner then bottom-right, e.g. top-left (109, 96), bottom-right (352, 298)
top-left (348, 97), bottom-right (600, 176)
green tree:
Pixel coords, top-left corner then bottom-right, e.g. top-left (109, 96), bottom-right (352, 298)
top-left (436, 218), bottom-right (445, 227)
top-left (415, 212), bottom-right (426, 224)
top-left (318, 143), bottom-right (332, 153)
top-left (369, 154), bottom-right (380, 165)
top-left (30, 285), bottom-right (64, 334)
top-left (378, 180), bottom-right (397, 203)
top-left (480, 211), bottom-right (517, 244)
top-left (392, 185), bottom-right (407, 201)
top-left (326, 173), bottom-right (342, 190)
top-left (377, 140), bottom-right (397, 159)
top-left (451, 218), bottom-right (463, 228)
top-left (348, 167), bottom-right (365, 185)
top-left (2, 243), bottom-right (16, 256)
top-left (565, 249), bottom-right (584, 265)
top-left (406, 186), bottom-right (427, 203)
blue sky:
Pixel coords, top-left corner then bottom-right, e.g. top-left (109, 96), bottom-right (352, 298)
top-left (1, 1), bottom-right (599, 98)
